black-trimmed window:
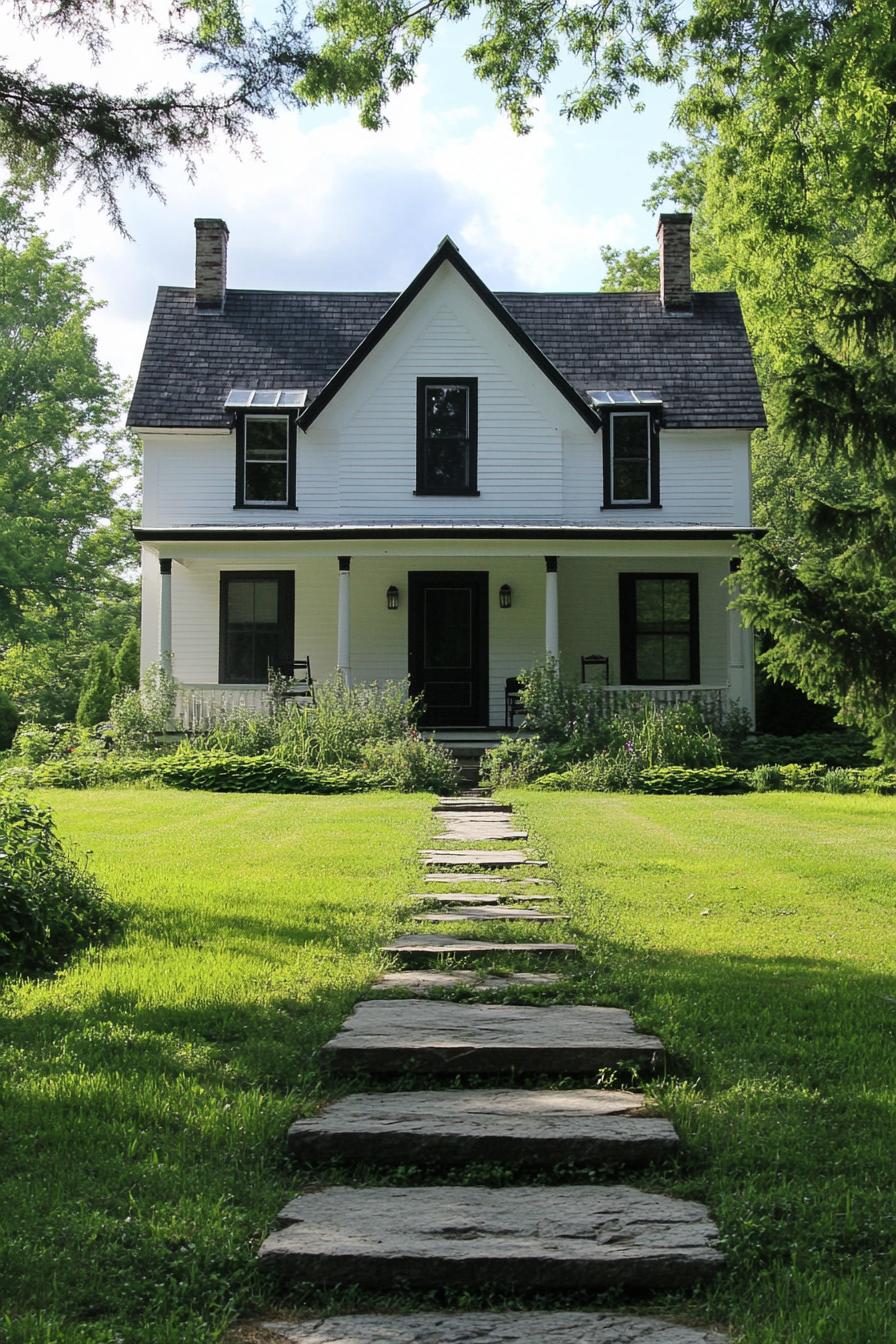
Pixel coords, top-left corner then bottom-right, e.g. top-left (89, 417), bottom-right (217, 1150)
top-left (619, 574), bottom-right (699, 684)
top-left (236, 414), bottom-right (296, 508)
top-left (219, 571), bottom-right (295, 683)
top-left (416, 377), bottom-right (478, 495)
top-left (603, 410), bottom-right (660, 507)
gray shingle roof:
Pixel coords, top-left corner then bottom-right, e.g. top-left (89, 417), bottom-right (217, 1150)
top-left (127, 284), bottom-right (764, 432)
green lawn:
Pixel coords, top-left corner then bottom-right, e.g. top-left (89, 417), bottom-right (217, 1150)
top-left (508, 791), bottom-right (896, 1344)
top-left (2, 790), bottom-right (895, 1344)
top-left (0, 790), bottom-right (430, 1344)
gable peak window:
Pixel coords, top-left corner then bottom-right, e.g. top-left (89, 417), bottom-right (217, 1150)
top-left (236, 412), bottom-right (296, 509)
top-left (603, 408), bottom-right (660, 508)
top-left (416, 377), bottom-right (478, 495)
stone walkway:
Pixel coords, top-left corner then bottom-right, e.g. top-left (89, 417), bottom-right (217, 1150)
top-left (258, 794), bottom-right (728, 1342)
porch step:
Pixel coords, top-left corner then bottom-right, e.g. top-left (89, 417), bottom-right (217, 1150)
top-left (411, 891), bottom-right (557, 904)
top-left (413, 906), bottom-right (565, 923)
top-left (421, 850), bottom-right (547, 869)
top-left (370, 970), bottom-right (562, 994)
top-left (435, 798), bottom-right (511, 812)
top-left (259, 1185), bottom-right (723, 1291)
top-left (259, 1313), bottom-right (730, 1343)
top-left (320, 1000), bottom-right (664, 1076)
top-left (385, 934), bottom-right (578, 958)
top-left (286, 1089), bottom-right (678, 1169)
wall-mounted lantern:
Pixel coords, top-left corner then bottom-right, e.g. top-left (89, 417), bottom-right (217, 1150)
top-left (499, 584), bottom-right (512, 609)
top-left (386, 585), bottom-right (400, 610)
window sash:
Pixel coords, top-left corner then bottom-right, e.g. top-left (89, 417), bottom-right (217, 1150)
top-left (610, 412), bottom-right (652, 504)
top-left (619, 574), bottom-right (698, 685)
top-left (243, 416), bottom-right (290, 504)
top-left (219, 571), bottom-right (295, 684)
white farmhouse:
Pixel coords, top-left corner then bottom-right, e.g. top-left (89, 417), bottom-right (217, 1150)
top-left (129, 215), bottom-right (764, 733)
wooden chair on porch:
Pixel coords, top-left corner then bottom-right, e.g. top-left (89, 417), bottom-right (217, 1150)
top-left (581, 654), bottom-right (610, 686)
top-left (273, 657), bottom-right (316, 707)
top-left (505, 677), bottom-right (525, 730)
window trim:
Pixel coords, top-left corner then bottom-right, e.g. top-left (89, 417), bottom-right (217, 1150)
top-left (619, 572), bottom-right (700, 685)
top-left (218, 570), bottom-right (295, 684)
top-left (235, 412), bottom-right (297, 510)
top-left (415, 376), bottom-right (479, 496)
top-left (602, 409), bottom-right (661, 509)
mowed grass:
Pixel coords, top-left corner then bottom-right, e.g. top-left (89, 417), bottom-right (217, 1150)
top-left (507, 791), bottom-right (896, 1344)
top-left (0, 790), bottom-right (430, 1344)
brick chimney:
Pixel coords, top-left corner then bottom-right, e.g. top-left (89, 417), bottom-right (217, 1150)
top-left (656, 212), bottom-right (692, 312)
top-left (194, 218), bottom-right (229, 311)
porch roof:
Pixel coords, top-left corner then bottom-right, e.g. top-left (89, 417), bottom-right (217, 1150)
top-left (134, 523), bottom-right (763, 543)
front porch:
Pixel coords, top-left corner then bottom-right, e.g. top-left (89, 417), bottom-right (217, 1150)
top-left (143, 539), bottom-right (754, 732)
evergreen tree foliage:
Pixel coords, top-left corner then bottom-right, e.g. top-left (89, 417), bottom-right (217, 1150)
top-left (113, 626), bottom-right (141, 693)
top-left (0, 688), bottom-right (19, 749)
top-left (76, 644), bottom-right (115, 727)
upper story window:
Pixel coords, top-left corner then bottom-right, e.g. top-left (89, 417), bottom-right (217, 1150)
top-left (603, 410), bottom-right (660, 508)
top-left (416, 377), bottom-right (478, 495)
top-left (235, 414), bottom-right (296, 509)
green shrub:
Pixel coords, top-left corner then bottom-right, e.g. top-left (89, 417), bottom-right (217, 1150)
top-left (112, 626), bottom-right (141, 692)
top-left (361, 734), bottom-right (461, 793)
top-left (76, 643), bottom-right (116, 726)
top-left (11, 721), bottom-right (96, 764)
top-left (158, 751), bottom-right (368, 794)
top-left (639, 765), bottom-right (750, 794)
top-left (109, 663), bottom-right (176, 751)
top-left (1, 756), bottom-right (160, 789)
top-left (275, 677), bottom-right (417, 767)
top-left (481, 737), bottom-right (558, 788)
top-left (732, 729), bottom-right (873, 769)
top-left (192, 704), bottom-right (282, 756)
top-left (0, 793), bottom-right (119, 975)
top-left (0, 689), bottom-right (19, 749)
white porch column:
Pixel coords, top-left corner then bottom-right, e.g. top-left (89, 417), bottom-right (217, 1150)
top-left (159, 557), bottom-right (173, 675)
top-left (727, 558), bottom-right (755, 724)
top-left (544, 555), bottom-right (560, 662)
top-left (337, 555), bottom-right (352, 684)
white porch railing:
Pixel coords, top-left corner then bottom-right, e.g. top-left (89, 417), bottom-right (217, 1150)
top-left (175, 684), bottom-right (273, 732)
top-left (598, 685), bottom-right (730, 725)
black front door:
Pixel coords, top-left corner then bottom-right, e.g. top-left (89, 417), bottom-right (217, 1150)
top-left (409, 572), bottom-right (488, 726)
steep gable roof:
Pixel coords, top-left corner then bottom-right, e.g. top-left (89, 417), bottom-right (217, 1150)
top-left (127, 243), bottom-right (765, 433)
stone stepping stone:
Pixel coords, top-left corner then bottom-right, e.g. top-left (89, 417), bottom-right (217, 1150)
top-left (259, 1312), bottom-right (730, 1343)
top-left (436, 798), bottom-right (511, 810)
top-left (411, 892), bottom-right (557, 904)
top-left (434, 830), bottom-right (530, 842)
top-left (287, 1088), bottom-right (678, 1169)
top-left (321, 1000), bottom-right (664, 1075)
top-left (385, 934), bottom-right (578, 958)
top-left (421, 850), bottom-right (547, 868)
top-left (370, 970), bottom-right (562, 994)
top-left (425, 874), bottom-right (551, 885)
top-left (413, 906), bottom-right (565, 923)
top-left (258, 1185), bottom-right (723, 1290)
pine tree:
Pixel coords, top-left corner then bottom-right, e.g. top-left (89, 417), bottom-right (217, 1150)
top-left (76, 644), bottom-right (116, 727)
top-left (113, 627), bottom-right (141, 693)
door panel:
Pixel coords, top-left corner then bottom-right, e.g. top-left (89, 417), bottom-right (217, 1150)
top-left (409, 572), bottom-right (488, 726)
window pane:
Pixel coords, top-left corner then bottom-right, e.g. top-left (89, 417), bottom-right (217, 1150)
top-left (613, 414), bottom-right (650, 456)
top-left (227, 581), bottom-right (255, 624)
top-left (426, 385), bottom-right (468, 439)
top-left (663, 634), bottom-right (692, 681)
top-left (636, 634), bottom-right (665, 682)
top-left (663, 580), bottom-right (692, 628)
top-left (424, 440), bottom-right (470, 492)
top-left (246, 418), bottom-right (288, 456)
top-left (614, 459), bottom-right (650, 501)
top-left (246, 460), bottom-right (287, 502)
top-left (253, 581), bottom-right (279, 625)
top-left (635, 579), bottom-right (664, 627)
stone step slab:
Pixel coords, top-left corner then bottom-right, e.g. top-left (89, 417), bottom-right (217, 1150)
top-left (260, 1313), bottom-right (729, 1343)
top-left (413, 906), bottom-right (565, 923)
top-left (411, 892), bottom-right (557, 904)
top-left (321, 1000), bottom-right (664, 1075)
top-left (435, 799), bottom-right (512, 811)
top-left (259, 1185), bottom-right (723, 1291)
top-left (287, 1089), bottom-right (677, 1169)
top-left (425, 875), bottom-right (551, 886)
top-left (385, 934), bottom-right (579, 958)
top-left (421, 851), bottom-right (547, 868)
top-left (370, 970), bottom-right (562, 994)
top-left (434, 831), bottom-right (529, 842)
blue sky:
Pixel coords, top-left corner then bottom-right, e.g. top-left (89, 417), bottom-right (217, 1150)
top-left (10, 9), bottom-right (681, 384)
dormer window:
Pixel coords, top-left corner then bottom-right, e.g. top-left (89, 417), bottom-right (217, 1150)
top-left (416, 377), bottom-right (478, 495)
top-left (235, 413), bottom-right (296, 509)
top-left (590, 391), bottom-right (661, 510)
